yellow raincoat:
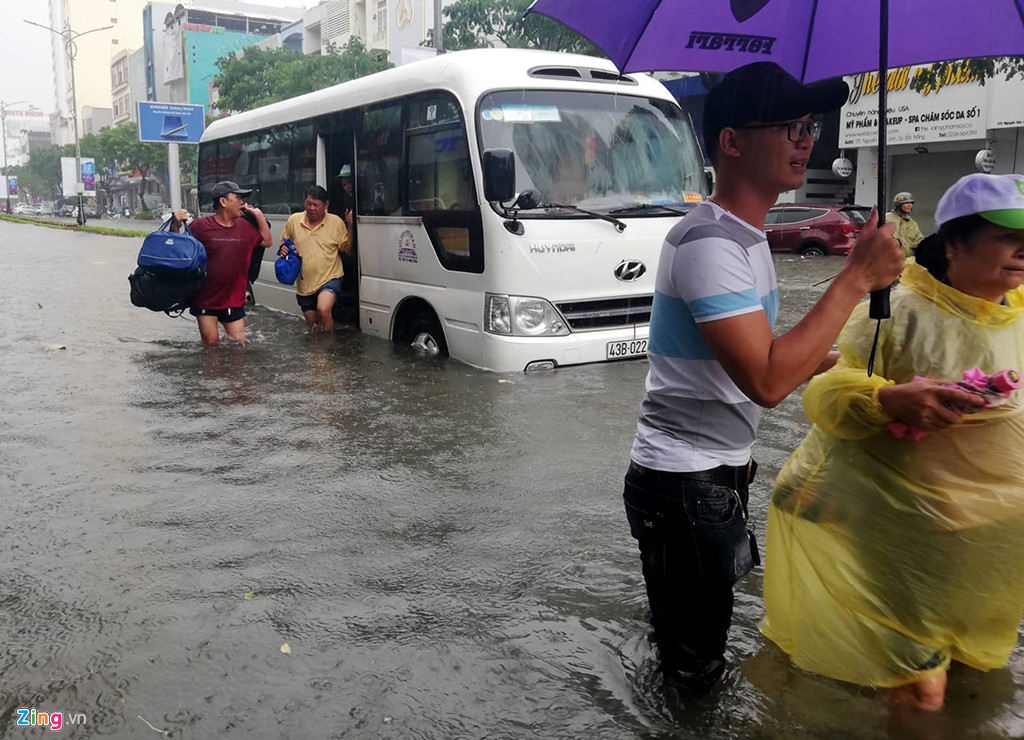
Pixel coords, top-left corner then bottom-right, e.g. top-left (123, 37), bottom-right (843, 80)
top-left (761, 260), bottom-right (1024, 688)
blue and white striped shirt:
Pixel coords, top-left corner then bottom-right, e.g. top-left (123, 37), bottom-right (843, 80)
top-left (631, 202), bottom-right (778, 472)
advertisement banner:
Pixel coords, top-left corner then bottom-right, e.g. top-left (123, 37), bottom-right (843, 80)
top-left (60, 157), bottom-right (97, 197)
top-left (840, 62), bottom-right (988, 148)
top-left (138, 102), bottom-right (205, 144)
top-left (7, 176), bottom-right (17, 196)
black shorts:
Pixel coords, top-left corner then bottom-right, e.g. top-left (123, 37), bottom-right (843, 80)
top-left (189, 306), bottom-right (246, 323)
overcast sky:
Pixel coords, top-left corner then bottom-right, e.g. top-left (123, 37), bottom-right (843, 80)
top-left (0, 0), bottom-right (320, 113)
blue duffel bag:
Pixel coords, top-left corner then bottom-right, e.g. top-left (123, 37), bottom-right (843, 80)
top-left (275, 238), bottom-right (302, 285)
top-left (128, 218), bottom-right (207, 314)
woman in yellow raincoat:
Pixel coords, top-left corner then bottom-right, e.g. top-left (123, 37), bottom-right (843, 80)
top-left (761, 173), bottom-right (1024, 711)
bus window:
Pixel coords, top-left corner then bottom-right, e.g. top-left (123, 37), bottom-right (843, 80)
top-left (256, 129), bottom-right (293, 214)
top-left (405, 92), bottom-right (482, 272)
top-left (406, 94), bottom-right (476, 214)
top-left (357, 103), bottom-right (403, 216)
top-left (291, 124), bottom-right (317, 208)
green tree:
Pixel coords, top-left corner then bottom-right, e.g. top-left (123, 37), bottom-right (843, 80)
top-left (213, 37), bottom-right (393, 112)
top-left (79, 122), bottom-right (169, 210)
top-left (424, 0), bottom-right (600, 55)
top-left (909, 57), bottom-right (1024, 94)
top-left (9, 144), bottom-right (73, 201)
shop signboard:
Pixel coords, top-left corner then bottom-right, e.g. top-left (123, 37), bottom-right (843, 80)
top-left (840, 62), bottom-right (989, 148)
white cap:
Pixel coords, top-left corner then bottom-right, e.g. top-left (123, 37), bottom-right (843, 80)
top-left (935, 173), bottom-right (1024, 230)
top-left (337, 164), bottom-right (352, 178)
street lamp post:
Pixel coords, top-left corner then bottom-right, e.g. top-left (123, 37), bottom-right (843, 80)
top-left (25, 19), bottom-right (112, 226)
top-left (0, 100), bottom-right (27, 214)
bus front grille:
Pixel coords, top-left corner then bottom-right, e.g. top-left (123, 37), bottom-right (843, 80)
top-left (556, 295), bottom-right (654, 332)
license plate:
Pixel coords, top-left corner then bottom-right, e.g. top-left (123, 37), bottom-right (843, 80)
top-left (606, 339), bottom-right (647, 359)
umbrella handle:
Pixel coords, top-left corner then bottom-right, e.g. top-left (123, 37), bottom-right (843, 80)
top-left (869, 288), bottom-right (890, 320)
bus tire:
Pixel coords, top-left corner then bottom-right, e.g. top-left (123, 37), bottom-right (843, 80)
top-left (406, 310), bottom-right (448, 357)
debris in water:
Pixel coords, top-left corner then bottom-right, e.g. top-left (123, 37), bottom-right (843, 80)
top-left (280, 643), bottom-right (292, 654)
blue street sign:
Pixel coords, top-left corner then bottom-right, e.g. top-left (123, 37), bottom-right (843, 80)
top-left (138, 102), bottom-right (205, 144)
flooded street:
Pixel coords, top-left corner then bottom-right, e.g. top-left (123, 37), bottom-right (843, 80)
top-left (2, 220), bottom-right (1023, 739)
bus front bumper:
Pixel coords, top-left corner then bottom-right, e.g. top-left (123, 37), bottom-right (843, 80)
top-left (478, 326), bottom-right (650, 373)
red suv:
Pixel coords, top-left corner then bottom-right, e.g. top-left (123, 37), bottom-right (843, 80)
top-left (765, 204), bottom-right (871, 256)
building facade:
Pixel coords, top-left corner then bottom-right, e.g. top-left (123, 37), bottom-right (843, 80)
top-left (2, 107), bottom-right (53, 169)
top-left (111, 50), bottom-right (133, 126)
top-left (82, 106), bottom-right (114, 136)
top-left (142, 1), bottom-right (304, 114)
top-left (111, 48), bottom-right (149, 126)
top-left (47, 0), bottom-right (150, 144)
top-left (304, 0), bottom-right (448, 65)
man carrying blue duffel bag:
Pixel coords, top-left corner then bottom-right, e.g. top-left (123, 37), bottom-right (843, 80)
top-left (129, 216), bottom-right (207, 315)
top-left (168, 181), bottom-right (272, 345)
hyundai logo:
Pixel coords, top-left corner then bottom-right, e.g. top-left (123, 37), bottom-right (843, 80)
top-left (614, 260), bottom-right (647, 282)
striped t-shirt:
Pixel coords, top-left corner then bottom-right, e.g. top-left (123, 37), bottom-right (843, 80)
top-left (630, 202), bottom-right (778, 472)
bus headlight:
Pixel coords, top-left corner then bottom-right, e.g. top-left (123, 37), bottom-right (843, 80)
top-left (485, 294), bottom-right (568, 336)
top-left (512, 297), bottom-right (567, 336)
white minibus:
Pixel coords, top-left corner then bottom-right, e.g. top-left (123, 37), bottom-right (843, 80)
top-left (199, 48), bottom-right (707, 371)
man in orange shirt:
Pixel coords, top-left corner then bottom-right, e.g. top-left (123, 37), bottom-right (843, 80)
top-left (279, 185), bottom-right (350, 331)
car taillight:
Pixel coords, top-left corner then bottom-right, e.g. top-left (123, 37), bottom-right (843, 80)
top-left (837, 222), bottom-right (859, 234)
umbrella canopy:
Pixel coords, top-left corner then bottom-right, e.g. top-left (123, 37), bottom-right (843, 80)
top-left (527, 0), bottom-right (1024, 82)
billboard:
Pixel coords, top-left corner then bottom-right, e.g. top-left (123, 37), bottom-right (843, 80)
top-left (138, 102), bottom-right (205, 144)
top-left (60, 157), bottom-right (97, 197)
top-left (7, 176), bottom-right (16, 196)
top-left (839, 61), bottom-right (1024, 147)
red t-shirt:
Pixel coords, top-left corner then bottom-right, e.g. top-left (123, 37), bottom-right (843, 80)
top-left (189, 216), bottom-right (263, 310)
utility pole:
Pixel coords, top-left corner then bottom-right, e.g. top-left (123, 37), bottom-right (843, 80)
top-left (25, 19), bottom-right (112, 226)
top-left (434, 0), bottom-right (444, 53)
top-left (0, 100), bottom-right (26, 214)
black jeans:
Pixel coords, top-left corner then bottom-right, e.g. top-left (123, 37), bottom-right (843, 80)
top-left (623, 459), bottom-right (759, 688)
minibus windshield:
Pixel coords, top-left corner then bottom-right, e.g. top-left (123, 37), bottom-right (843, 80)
top-left (478, 90), bottom-right (706, 214)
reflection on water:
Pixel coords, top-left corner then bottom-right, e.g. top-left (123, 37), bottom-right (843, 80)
top-left (1, 225), bottom-right (1022, 739)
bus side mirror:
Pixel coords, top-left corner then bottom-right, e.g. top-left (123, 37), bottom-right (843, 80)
top-left (483, 149), bottom-right (516, 203)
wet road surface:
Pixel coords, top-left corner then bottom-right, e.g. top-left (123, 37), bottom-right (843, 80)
top-left (1, 221), bottom-right (1022, 739)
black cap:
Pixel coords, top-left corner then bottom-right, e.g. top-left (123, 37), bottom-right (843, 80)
top-left (212, 180), bottom-right (252, 200)
top-left (703, 62), bottom-right (849, 157)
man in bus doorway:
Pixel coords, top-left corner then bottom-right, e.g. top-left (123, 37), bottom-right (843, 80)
top-left (279, 185), bottom-right (350, 332)
top-left (170, 180), bottom-right (272, 345)
top-left (622, 61), bottom-right (905, 691)
top-left (330, 164), bottom-right (356, 233)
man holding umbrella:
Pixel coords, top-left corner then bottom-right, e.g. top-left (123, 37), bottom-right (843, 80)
top-left (622, 62), bottom-right (905, 689)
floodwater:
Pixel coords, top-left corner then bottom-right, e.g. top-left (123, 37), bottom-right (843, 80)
top-left (1, 220), bottom-right (1022, 739)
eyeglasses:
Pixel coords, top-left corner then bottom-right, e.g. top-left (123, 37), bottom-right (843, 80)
top-left (736, 119), bottom-right (823, 143)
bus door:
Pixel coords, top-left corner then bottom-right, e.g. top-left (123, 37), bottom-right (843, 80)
top-left (323, 123), bottom-right (359, 321)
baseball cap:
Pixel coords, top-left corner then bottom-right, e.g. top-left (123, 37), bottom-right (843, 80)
top-left (935, 173), bottom-right (1024, 230)
top-left (337, 164), bottom-right (352, 178)
top-left (703, 62), bottom-right (849, 156)
top-left (212, 181), bottom-right (252, 199)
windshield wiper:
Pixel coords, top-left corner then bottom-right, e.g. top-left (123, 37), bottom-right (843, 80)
top-left (608, 202), bottom-right (695, 217)
top-left (541, 203), bottom-right (627, 232)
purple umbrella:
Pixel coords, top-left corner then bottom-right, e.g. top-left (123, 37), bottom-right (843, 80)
top-left (527, 0), bottom-right (1024, 366)
top-left (526, 1), bottom-right (1024, 83)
